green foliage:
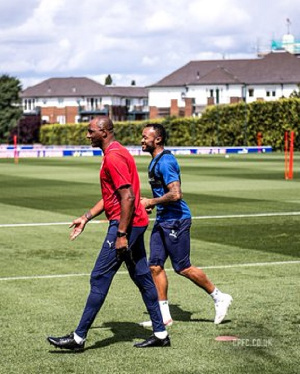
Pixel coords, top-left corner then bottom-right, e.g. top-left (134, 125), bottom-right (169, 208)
top-left (39, 98), bottom-right (300, 150)
top-left (40, 123), bottom-right (90, 145)
top-left (0, 74), bottom-right (23, 143)
top-left (162, 117), bottom-right (199, 146)
top-left (289, 83), bottom-right (300, 98)
top-left (105, 74), bottom-right (113, 85)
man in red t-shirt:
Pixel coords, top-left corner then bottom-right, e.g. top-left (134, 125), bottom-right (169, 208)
top-left (47, 117), bottom-right (170, 351)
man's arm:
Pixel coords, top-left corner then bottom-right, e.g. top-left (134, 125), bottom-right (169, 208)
top-left (115, 185), bottom-right (135, 252)
top-left (141, 181), bottom-right (182, 209)
top-left (69, 199), bottom-right (105, 241)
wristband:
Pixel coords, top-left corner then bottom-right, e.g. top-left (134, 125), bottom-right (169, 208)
top-left (84, 211), bottom-right (93, 221)
top-left (117, 231), bottom-right (127, 238)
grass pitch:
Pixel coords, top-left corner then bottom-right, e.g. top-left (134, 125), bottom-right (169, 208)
top-left (0, 153), bottom-right (299, 374)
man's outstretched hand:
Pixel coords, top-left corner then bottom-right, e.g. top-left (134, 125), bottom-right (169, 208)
top-left (69, 216), bottom-right (88, 240)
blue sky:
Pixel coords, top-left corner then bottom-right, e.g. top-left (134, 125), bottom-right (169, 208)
top-left (1, 0), bottom-right (299, 89)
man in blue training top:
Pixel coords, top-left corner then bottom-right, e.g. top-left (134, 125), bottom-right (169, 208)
top-left (140, 123), bottom-right (233, 327)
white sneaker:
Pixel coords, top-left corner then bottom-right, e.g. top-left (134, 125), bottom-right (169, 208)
top-left (214, 294), bottom-right (233, 324)
top-left (139, 319), bottom-right (173, 328)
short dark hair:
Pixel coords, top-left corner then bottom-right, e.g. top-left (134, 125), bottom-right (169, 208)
top-left (144, 123), bottom-right (167, 145)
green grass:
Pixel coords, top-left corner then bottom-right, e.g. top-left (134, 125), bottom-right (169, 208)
top-left (0, 154), bottom-right (299, 374)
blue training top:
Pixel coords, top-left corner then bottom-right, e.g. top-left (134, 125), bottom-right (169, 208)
top-left (148, 151), bottom-right (191, 222)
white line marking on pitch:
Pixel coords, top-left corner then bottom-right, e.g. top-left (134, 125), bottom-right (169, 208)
top-left (0, 261), bottom-right (299, 282)
top-left (1, 211), bottom-right (300, 228)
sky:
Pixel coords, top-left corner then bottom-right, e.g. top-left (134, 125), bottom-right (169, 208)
top-left (1, 0), bottom-right (300, 89)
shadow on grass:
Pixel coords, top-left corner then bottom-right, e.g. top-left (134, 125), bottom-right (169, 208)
top-left (48, 304), bottom-right (231, 353)
top-left (48, 322), bottom-right (158, 354)
top-left (87, 322), bottom-right (151, 350)
top-left (170, 304), bottom-right (217, 324)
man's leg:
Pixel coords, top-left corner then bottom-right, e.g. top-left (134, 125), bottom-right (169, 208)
top-left (150, 265), bottom-right (173, 325)
top-left (133, 271), bottom-right (171, 348)
top-left (126, 227), bottom-right (170, 347)
top-left (165, 219), bottom-right (233, 325)
top-left (139, 223), bottom-right (173, 327)
top-left (179, 266), bottom-right (233, 324)
top-left (47, 222), bottom-right (121, 351)
top-left (179, 265), bottom-right (215, 293)
top-left (150, 265), bottom-right (168, 300)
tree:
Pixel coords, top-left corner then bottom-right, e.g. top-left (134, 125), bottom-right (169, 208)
top-left (289, 84), bottom-right (300, 98)
top-left (105, 74), bottom-right (113, 85)
top-left (0, 75), bottom-right (23, 143)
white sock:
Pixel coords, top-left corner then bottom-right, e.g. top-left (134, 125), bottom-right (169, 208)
top-left (210, 288), bottom-right (223, 302)
top-left (74, 332), bottom-right (85, 344)
top-left (159, 300), bottom-right (172, 322)
top-left (154, 331), bottom-right (168, 339)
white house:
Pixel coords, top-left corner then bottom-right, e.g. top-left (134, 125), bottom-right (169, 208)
top-left (148, 52), bottom-right (300, 118)
top-left (20, 52), bottom-right (300, 123)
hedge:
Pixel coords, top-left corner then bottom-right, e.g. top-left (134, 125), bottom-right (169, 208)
top-left (39, 98), bottom-right (300, 151)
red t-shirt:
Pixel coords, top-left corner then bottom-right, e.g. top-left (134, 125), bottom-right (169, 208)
top-left (100, 141), bottom-right (148, 227)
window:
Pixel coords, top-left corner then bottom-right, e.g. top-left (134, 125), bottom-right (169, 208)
top-left (210, 89), bottom-right (214, 97)
top-left (272, 91), bottom-right (276, 97)
top-left (87, 98), bottom-right (100, 110)
top-left (266, 91), bottom-right (270, 97)
top-left (216, 88), bottom-right (220, 104)
top-left (24, 99), bottom-right (35, 110)
top-left (248, 89), bottom-right (254, 97)
top-left (57, 115), bottom-right (66, 124)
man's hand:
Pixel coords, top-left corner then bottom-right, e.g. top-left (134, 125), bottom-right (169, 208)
top-left (140, 197), bottom-right (154, 215)
top-left (115, 236), bottom-right (129, 259)
top-left (145, 207), bottom-right (153, 215)
top-left (69, 216), bottom-right (88, 241)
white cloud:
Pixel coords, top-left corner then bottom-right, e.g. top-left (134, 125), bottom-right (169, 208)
top-left (142, 56), bottom-right (160, 67)
top-left (187, 0), bottom-right (250, 31)
top-left (0, 0), bottom-right (299, 88)
top-left (145, 10), bottom-right (176, 32)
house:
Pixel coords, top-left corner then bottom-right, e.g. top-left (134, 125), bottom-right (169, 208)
top-left (20, 51), bottom-right (300, 123)
top-left (20, 77), bottom-right (149, 124)
top-left (148, 51), bottom-right (300, 118)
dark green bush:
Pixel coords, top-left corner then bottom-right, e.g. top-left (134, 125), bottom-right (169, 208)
top-left (39, 98), bottom-right (300, 150)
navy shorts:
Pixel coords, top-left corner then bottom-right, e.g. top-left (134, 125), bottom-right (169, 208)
top-left (149, 218), bottom-right (192, 272)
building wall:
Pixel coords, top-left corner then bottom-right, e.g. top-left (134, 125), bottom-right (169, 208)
top-left (22, 95), bottom-right (149, 123)
top-left (40, 106), bottom-right (79, 124)
top-left (149, 88), bottom-right (185, 108)
top-left (21, 80), bottom-right (298, 122)
top-left (148, 82), bottom-right (299, 118)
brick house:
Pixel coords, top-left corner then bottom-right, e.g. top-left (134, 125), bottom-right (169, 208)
top-left (21, 77), bottom-right (149, 124)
